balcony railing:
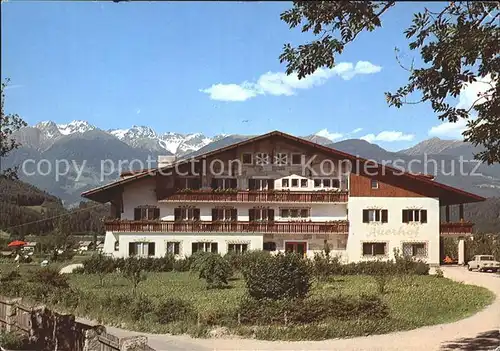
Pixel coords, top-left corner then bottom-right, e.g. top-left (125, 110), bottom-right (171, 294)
top-left (440, 222), bottom-right (474, 235)
top-left (105, 220), bottom-right (349, 234)
top-left (159, 190), bottom-right (349, 203)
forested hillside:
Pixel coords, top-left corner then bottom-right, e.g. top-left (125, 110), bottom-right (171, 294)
top-left (0, 178), bottom-right (108, 239)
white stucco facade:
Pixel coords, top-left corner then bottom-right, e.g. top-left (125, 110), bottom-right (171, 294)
top-left (346, 197), bottom-right (440, 264)
top-left (105, 179), bottom-right (441, 264)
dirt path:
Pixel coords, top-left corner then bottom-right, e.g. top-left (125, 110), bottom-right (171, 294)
top-left (81, 267), bottom-right (500, 351)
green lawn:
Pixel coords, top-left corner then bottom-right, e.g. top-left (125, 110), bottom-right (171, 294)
top-left (66, 272), bottom-right (495, 339)
top-left (0, 261), bottom-right (495, 340)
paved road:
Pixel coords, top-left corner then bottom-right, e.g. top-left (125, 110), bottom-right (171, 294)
top-left (88, 267), bottom-right (500, 351)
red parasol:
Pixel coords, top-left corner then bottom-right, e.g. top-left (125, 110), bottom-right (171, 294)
top-left (8, 240), bottom-right (27, 247)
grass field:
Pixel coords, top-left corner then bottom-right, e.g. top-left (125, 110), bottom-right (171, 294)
top-left (66, 271), bottom-right (495, 338)
top-left (0, 260), bottom-right (495, 340)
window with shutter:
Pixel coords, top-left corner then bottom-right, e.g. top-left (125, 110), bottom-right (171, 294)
top-left (421, 210), bottom-right (427, 223)
top-left (248, 179), bottom-right (257, 190)
top-left (375, 210), bottom-right (381, 222)
top-left (362, 210), bottom-right (369, 223)
top-left (153, 208), bottom-right (160, 220)
top-left (148, 243), bottom-right (155, 256)
top-left (381, 210), bottom-right (388, 223)
top-left (267, 179), bottom-right (275, 190)
top-left (129, 242), bottom-right (136, 256)
top-left (402, 210), bottom-right (409, 223)
top-left (231, 209), bottom-right (237, 221)
top-left (193, 208), bottom-right (200, 220)
top-left (134, 208), bottom-right (141, 220)
top-left (211, 243), bottom-right (218, 253)
top-left (268, 209), bottom-right (275, 221)
top-left (174, 208), bottom-right (182, 221)
top-left (211, 178), bottom-right (218, 189)
top-left (249, 209), bottom-right (256, 222)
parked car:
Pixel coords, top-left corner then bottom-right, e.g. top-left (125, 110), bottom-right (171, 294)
top-left (467, 255), bottom-right (500, 273)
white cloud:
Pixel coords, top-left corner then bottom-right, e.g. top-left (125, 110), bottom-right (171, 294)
top-left (361, 131), bottom-right (415, 143)
top-left (199, 83), bottom-right (258, 102)
top-left (456, 74), bottom-right (494, 110)
top-left (428, 119), bottom-right (468, 139)
top-left (136, 109), bottom-right (141, 115)
top-left (427, 74), bottom-right (494, 139)
top-left (350, 127), bottom-right (363, 134)
top-left (315, 129), bottom-right (343, 141)
top-left (200, 61), bottom-right (382, 102)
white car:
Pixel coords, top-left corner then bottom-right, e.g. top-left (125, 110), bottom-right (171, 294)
top-left (467, 255), bottom-right (500, 273)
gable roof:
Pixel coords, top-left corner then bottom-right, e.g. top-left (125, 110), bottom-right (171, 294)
top-left (81, 130), bottom-right (485, 204)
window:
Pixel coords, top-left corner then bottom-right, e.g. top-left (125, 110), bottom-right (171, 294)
top-left (291, 179), bottom-right (299, 187)
top-left (402, 242), bottom-right (427, 257)
top-left (212, 208), bottom-right (237, 221)
top-left (291, 153), bottom-right (302, 165)
top-left (312, 178), bottom-right (341, 189)
top-left (211, 177), bottom-right (237, 189)
top-left (175, 177), bottom-right (201, 190)
top-left (242, 153), bottom-right (253, 165)
top-left (166, 241), bottom-right (180, 255)
top-left (402, 209), bottom-right (428, 223)
top-left (249, 208), bottom-right (274, 222)
top-left (174, 207), bottom-right (200, 221)
top-left (134, 207), bottom-right (160, 220)
top-left (263, 242), bottom-right (276, 251)
top-left (362, 209), bottom-right (388, 223)
top-left (371, 179), bottom-right (379, 189)
top-left (128, 242), bottom-right (155, 257)
top-left (280, 208), bottom-right (309, 219)
top-left (249, 178), bottom-right (274, 190)
top-left (228, 243), bottom-right (248, 253)
top-left (362, 242), bottom-right (386, 256)
top-left (281, 179), bottom-right (289, 188)
top-left (274, 153), bottom-right (288, 166)
top-left (192, 242), bottom-right (218, 253)
top-left (300, 179), bottom-right (308, 188)
top-left (114, 241), bottom-right (119, 251)
top-left (255, 152), bottom-right (270, 165)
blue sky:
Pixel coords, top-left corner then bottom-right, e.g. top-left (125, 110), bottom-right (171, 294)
top-left (2, 1), bottom-right (477, 150)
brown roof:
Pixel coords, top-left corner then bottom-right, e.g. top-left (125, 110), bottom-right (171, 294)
top-left (81, 130), bottom-right (485, 204)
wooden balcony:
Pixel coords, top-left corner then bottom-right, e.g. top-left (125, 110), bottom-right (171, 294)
top-left (440, 222), bottom-right (474, 236)
top-left (105, 220), bottom-right (349, 234)
top-left (158, 190), bottom-right (349, 203)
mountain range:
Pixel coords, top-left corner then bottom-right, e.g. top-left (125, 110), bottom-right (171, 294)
top-left (4, 120), bottom-right (500, 206)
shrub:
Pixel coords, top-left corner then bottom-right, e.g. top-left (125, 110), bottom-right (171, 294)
top-left (122, 259), bottom-right (147, 295)
top-left (434, 267), bottom-right (444, 278)
top-left (237, 293), bottom-right (388, 326)
top-left (31, 268), bottom-right (69, 289)
top-left (0, 330), bottom-right (32, 350)
top-left (242, 252), bottom-right (311, 300)
top-left (0, 270), bottom-right (22, 282)
top-left (154, 298), bottom-right (195, 324)
top-left (224, 251), bottom-right (245, 272)
top-left (373, 273), bottom-right (391, 295)
top-left (129, 294), bottom-right (155, 321)
top-left (173, 257), bottom-right (191, 272)
top-left (312, 252), bottom-right (342, 279)
top-left (191, 253), bottom-right (232, 289)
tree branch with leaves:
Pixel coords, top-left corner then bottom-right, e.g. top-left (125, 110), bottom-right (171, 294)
top-left (1, 79), bottom-right (27, 179)
top-left (280, 1), bottom-right (499, 163)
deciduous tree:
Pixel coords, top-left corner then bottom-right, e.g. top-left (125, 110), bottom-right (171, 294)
top-left (280, 1), bottom-right (499, 163)
top-left (0, 79), bottom-right (27, 178)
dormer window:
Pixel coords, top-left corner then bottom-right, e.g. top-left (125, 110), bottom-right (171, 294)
top-left (371, 179), bottom-right (379, 189)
